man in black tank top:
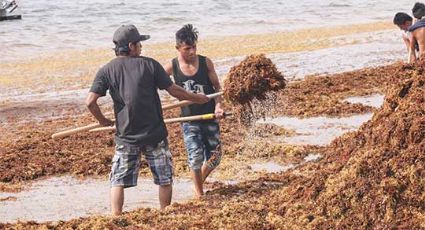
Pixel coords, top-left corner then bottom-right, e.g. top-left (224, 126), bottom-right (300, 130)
top-left (164, 24), bottom-right (224, 199)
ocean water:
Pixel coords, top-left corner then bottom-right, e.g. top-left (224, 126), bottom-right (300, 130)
top-left (0, 0), bottom-right (415, 61)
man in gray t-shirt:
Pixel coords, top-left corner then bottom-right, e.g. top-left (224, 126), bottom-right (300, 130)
top-left (86, 24), bottom-right (209, 215)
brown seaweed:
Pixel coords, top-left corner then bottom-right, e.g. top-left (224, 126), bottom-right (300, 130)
top-left (223, 54), bottom-right (286, 125)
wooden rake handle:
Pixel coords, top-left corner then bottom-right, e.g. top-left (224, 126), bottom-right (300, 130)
top-left (161, 92), bottom-right (223, 110)
top-left (51, 123), bottom-right (103, 139)
top-left (89, 112), bottom-right (232, 133)
top-left (51, 92), bottom-right (224, 139)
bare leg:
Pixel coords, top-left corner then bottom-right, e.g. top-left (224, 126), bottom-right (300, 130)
top-left (190, 169), bottom-right (204, 199)
top-left (159, 184), bottom-right (172, 209)
top-left (201, 164), bottom-right (214, 182)
top-left (110, 186), bottom-right (124, 216)
top-left (201, 146), bottom-right (221, 184)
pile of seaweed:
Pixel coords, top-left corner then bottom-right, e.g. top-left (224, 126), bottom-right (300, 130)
top-left (307, 61), bottom-right (425, 228)
top-left (223, 54), bottom-right (286, 124)
top-left (270, 61), bottom-right (425, 228)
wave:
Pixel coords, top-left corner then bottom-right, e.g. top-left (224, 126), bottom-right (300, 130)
top-left (153, 16), bottom-right (184, 23)
top-left (13, 43), bottom-right (42, 48)
top-left (328, 2), bottom-right (352, 7)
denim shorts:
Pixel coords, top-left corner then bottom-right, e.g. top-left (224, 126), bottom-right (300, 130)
top-left (182, 121), bottom-right (221, 170)
top-left (110, 139), bottom-right (173, 188)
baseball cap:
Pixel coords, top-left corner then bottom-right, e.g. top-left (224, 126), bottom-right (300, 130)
top-left (113, 24), bottom-right (150, 47)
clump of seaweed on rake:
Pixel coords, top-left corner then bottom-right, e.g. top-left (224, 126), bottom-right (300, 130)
top-left (223, 54), bottom-right (286, 125)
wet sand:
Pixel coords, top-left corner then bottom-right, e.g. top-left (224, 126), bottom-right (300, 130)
top-left (0, 176), bottom-right (194, 223)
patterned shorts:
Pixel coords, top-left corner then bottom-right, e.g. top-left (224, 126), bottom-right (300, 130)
top-left (110, 139), bottom-right (173, 188)
top-left (182, 121), bottom-right (222, 170)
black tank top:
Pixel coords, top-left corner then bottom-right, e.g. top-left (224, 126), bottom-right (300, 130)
top-left (172, 55), bottom-right (216, 117)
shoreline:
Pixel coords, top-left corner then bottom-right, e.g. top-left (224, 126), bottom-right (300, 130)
top-left (1, 21), bottom-right (394, 64)
top-left (0, 21), bottom-right (401, 99)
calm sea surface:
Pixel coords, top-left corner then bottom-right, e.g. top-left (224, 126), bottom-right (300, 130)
top-left (0, 0), bottom-right (415, 61)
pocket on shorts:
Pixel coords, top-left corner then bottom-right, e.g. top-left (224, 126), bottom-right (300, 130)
top-left (155, 140), bottom-right (172, 159)
top-left (115, 144), bottom-right (125, 152)
top-left (145, 140), bottom-right (161, 152)
top-left (112, 154), bottom-right (120, 163)
top-left (110, 154), bottom-right (121, 180)
top-left (144, 140), bottom-right (173, 185)
top-left (182, 123), bottom-right (200, 137)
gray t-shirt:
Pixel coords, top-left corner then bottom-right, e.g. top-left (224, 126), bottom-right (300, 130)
top-left (90, 56), bottom-right (173, 146)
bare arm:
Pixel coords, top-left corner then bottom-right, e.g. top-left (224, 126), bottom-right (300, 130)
top-left (206, 57), bottom-right (224, 119)
top-left (402, 35), bottom-right (410, 53)
top-left (163, 61), bottom-right (173, 76)
top-left (85, 92), bottom-right (114, 126)
top-left (165, 84), bottom-right (209, 104)
top-left (409, 33), bottom-right (417, 63)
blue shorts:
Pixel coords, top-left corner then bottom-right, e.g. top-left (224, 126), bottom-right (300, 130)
top-left (182, 121), bottom-right (221, 170)
top-left (110, 139), bottom-right (173, 188)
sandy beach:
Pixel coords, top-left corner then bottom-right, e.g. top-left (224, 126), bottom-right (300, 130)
top-left (0, 5), bottom-right (424, 228)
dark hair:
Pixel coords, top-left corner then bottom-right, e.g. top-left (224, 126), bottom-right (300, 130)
top-left (113, 42), bottom-right (138, 56)
top-left (412, 2), bottom-right (425, 19)
top-left (175, 24), bottom-right (198, 46)
top-left (113, 45), bottom-right (129, 56)
top-left (393, 12), bottom-right (413, 25)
